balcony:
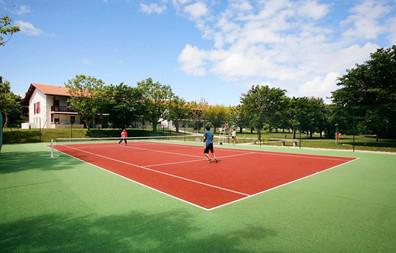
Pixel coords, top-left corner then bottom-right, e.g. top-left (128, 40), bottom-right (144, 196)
top-left (51, 106), bottom-right (77, 113)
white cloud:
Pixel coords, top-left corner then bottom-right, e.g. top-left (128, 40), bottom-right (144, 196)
top-left (297, 72), bottom-right (340, 100)
top-left (140, 2), bottom-right (167, 14)
top-left (14, 21), bottom-right (42, 36)
top-left (342, 0), bottom-right (390, 40)
top-left (183, 2), bottom-right (208, 19)
top-left (387, 17), bottom-right (396, 43)
top-left (297, 0), bottom-right (329, 20)
top-left (174, 0), bottom-right (394, 100)
top-left (178, 44), bottom-right (207, 75)
top-left (14, 5), bottom-right (31, 15)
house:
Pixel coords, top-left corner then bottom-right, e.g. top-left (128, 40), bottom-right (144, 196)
top-left (24, 83), bottom-right (83, 128)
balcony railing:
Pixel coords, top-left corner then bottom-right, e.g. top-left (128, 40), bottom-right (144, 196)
top-left (51, 106), bottom-right (76, 112)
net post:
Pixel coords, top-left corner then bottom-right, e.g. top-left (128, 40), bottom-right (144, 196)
top-left (50, 139), bottom-right (54, 158)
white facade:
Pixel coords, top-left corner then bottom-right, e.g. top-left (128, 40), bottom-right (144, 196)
top-left (28, 89), bottom-right (82, 128)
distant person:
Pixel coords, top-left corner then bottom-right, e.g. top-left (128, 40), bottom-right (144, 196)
top-left (203, 126), bottom-right (217, 163)
top-left (231, 128), bottom-right (237, 144)
top-left (119, 128), bottom-right (128, 145)
top-left (336, 131), bottom-right (341, 143)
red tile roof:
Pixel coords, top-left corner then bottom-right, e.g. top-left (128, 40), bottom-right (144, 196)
top-left (24, 83), bottom-right (70, 104)
top-left (31, 83), bottom-right (70, 96)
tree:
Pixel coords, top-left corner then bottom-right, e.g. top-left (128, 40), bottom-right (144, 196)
top-left (203, 105), bottom-right (230, 133)
top-left (240, 85), bottom-right (287, 141)
top-left (167, 96), bottom-right (190, 133)
top-left (0, 80), bottom-right (23, 127)
top-left (103, 83), bottom-right (144, 128)
top-left (65, 75), bottom-right (106, 129)
top-left (228, 105), bottom-right (249, 134)
top-left (137, 78), bottom-right (173, 132)
top-left (0, 16), bottom-right (20, 46)
top-left (188, 100), bottom-right (207, 132)
top-left (290, 97), bottom-right (326, 138)
top-left (332, 45), bottom-right (396, 138)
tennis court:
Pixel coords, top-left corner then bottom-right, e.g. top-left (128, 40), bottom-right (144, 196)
top-left (1, 139), bottom-right (396, 253)
top-left (53, 137), bottom-right (355, 210)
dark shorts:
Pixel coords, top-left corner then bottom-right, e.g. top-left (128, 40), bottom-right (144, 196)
top-left (204, 143), bottom-right (214, 154)
top-left (231, 136), bottom-right (235, 139)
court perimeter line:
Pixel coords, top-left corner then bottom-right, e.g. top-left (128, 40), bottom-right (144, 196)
top-left (54, 148), bottom-right (213, 211)
top-left (70, 143), bottom-right (203, 159)
top-left (75, 143), bottom-right (202, 158)
top-left (122, 145), bottom-right (203, 158)
top-left (145, 152), bottom-right (257, 168)
top-left (206, 158), bottom-right (359, 211)
top-left (58, 145), bottom-right (250, 197)
top-left (134, 141), bottom-right (355, 161)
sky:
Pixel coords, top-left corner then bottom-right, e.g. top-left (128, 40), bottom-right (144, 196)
top-left (1, 0), bottom-right (395, 105)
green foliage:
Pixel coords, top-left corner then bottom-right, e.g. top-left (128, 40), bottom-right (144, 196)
top-left (227, 105), bottom-right (247, 133)
top-left (0, 16), bottom-right (20, 46)
top-left (167, 96), bottom-right (190, 132)
top-left (103, 83), bottom-right (144, 128)
top-left (137, 78), bottom-right (174, 132)
top-left (332, 45), bottom-right (396, 137)
top-left (0, 80), bottom-right (23, 128)
top-left (65, 75), bottom-right (106, 128)
top-left (290, 97), bottom-right (327, 138)
top-left (240, 85), bottom-right (287, 140)
top-left (203, 105), bottom-right (230, 133)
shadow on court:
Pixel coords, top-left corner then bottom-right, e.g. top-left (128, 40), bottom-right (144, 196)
top-left (0, 210), bottom-right (280, 253)
top-left (0, 150), bottom-right (82, 174)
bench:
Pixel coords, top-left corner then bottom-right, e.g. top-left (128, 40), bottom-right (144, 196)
top-left (268, 139), bottom-right (299, 147)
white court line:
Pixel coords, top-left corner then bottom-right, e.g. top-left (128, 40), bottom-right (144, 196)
top-left (206, 158), bottom-right (359, 211)
top-left (65, 142), bottom-right (352, 161)
top-left (122, 145), bottom-right (202, 158)
top-left (88, 141), bottom-right (351, 161)
top-left (54, 148), bottom-right (212, 211)
top-left (145, 152), bottom-right (257, 168)
top-left (71, 143), bottom-right (203, 158)
top-left (58, 145), bottom-right (249, 197)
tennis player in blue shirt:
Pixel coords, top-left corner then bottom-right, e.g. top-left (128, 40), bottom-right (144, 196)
top-left (203, 126), bottom-right (217, 163)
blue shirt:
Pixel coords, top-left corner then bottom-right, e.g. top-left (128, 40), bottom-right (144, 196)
top-left (203, 130), bottom-right (213, 145)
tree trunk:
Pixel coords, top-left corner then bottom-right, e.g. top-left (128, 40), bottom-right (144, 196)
top-left (3, 112), bottom-right (8, 128)
top-left (293, 128), bottom-right (296, 139)
top-left (257, 128), bottom-right (262, 143)
top-left (175, 121), bottom-right (179, 133)
top-left (239, 126), bottom-right (243, 134)
top-left (152, 120), bottom-right (157, 132)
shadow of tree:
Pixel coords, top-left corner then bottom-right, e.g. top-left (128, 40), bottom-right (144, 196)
top-left (0, 210), bottom-right (279, 253)
top-left (0, 151), bottom-right (82, 174)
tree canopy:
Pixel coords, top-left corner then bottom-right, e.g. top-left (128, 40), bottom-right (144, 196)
top-left (0, 80), bottom-right (23, 128)
top-left (65, 75), bottom-right (106, 128)
top-left (0, 16), bottom-right (20, 46)
top-left (332, 45), bottom-right (396, 137)
top-left (137, 78), bottom-right (174, 132)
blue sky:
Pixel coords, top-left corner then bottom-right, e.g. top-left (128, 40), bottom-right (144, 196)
top-left (1, 0), bottom-right (395, 105)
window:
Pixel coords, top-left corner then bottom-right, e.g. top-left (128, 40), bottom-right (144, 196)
top-left (33, 102), bottom-right (41, 114)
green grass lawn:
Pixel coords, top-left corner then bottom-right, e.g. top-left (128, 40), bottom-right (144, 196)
top-left (1, 141), bottom-right (395, 253)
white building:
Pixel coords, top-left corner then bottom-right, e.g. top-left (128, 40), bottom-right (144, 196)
top-left (24, 83), bottom-right (83, 128)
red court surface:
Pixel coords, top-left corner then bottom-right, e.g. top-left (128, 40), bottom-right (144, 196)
top-left (54, 142), bottom-right (355, 210)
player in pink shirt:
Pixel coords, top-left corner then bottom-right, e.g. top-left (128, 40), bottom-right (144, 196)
top-left (119, 128), bottom-right (128, 145)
